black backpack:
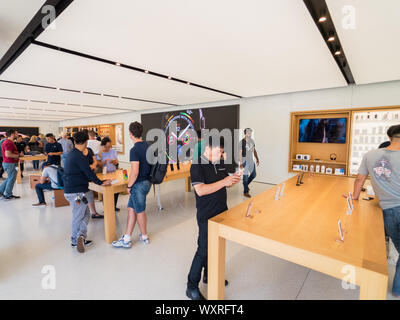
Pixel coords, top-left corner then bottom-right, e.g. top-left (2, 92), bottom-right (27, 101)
top-left (149, 157), bottom-right (168, 185)
top-left (50, 165), bottom-right (65, 188)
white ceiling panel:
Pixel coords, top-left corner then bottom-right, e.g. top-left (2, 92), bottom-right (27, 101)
top-left (36, 0), bottom-right (347, 97)
top-left (0, 0), bottom-right (45, 59)
top-left (327, 0), bottom-right (400, 85)
top-left (0, 44), bottom-right (234, 106)
top-left (0, 78), bottom-right (171, 113)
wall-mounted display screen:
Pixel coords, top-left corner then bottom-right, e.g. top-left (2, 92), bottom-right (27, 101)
top-left (0, 126), bottom-right (39, 137)
top-left (141, 105), bottom-right (239, 170)
top-left (298, 118), bottom-right (347, 143)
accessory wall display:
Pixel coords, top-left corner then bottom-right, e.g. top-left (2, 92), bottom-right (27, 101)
top-left (350, 110), bottom-right (400, 175)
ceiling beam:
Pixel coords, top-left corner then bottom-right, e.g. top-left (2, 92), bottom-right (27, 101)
top-left (0, 0), bottom-right (75, 75)
top-left (303, 0), bottom-right (355, 84)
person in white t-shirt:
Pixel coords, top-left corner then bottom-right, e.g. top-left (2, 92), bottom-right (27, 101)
top-left (87, 130), bottom-right (101, 156)
top-left (32, 165), bottom-right (59, 207)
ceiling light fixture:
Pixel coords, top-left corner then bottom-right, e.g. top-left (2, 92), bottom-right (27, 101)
top-left (187, 82), bottom-right (191, 85)
top-left (168, 76), bottom-right (172, 80)
top-left (327, 31), bottom-right (335, 42)
top-left (144, 70), bottom-right (149, 73)
top-left (334, 46), bottom-right (341, 55)
top-left (318, 9), bottom-right (327, 23)
top-left (116, 62), bottom-right (121, 66)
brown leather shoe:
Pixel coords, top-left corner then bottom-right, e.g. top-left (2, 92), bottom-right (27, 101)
top-left (244, 193), bottom-right (251, 198)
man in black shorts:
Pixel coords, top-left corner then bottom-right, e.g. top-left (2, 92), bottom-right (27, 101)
top-left (186, 136), bottom-right (241, 300)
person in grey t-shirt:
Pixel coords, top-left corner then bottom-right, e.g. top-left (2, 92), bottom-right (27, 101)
top-left (347, 124), bottom-right (400, 297)
top-left (59, 133), bottom-right (73, 167)
top-left (238, 128), bottom-right (260, 198)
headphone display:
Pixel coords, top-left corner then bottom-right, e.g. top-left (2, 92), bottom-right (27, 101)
top-left (330, 153), bottom-right (337, 161)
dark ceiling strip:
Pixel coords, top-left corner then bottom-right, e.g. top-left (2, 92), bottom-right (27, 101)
top-left (0, 79), bottom-right (56, 90)
top-left (83, 91), bottom-right (101, 96)
top-left (303, 0), bottom-right (355, 84)
top-left (0, 96), bottom-right (28, 102)
top-left (0, 0), bottom-right (74, 75)
top-left (59, 88), bottom-right (80, 93)
top-left (31, 40), bottom-right (242, 99)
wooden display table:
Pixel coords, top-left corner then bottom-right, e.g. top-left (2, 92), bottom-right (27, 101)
top-left (89, 163), bottom-right (191, 244)
top-left (208, 174), bottom-right (388, 300)
top-left (17, 155), bottom-right (47, 184)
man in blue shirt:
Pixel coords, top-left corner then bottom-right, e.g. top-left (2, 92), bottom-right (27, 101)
top-left (64, 131), bottom-right (111, 253)
top-left (43, 133), bottom-right (63, 168)
top-left (112, 121), bottom-right (151, 248)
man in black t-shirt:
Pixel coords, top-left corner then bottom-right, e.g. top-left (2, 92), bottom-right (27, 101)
top-left (186, 136), bottom-right (241, 300)
top-left (43, 133), bottom-right (63, 168)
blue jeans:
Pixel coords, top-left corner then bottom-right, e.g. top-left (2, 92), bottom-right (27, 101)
top-left (383, 205), bottom-right (400, 295)
top-left (35, 182), bottom-right (53, 203)
top-left (61, 153), bottom-right (68, 168)
top-left (64, 192), bottom-right (91, 245)
top-left (32, 160), bottom-right (39, 170)
top-left (0, 162), bottom-right (17, 197)
top-left (128, 180), bottom-right (151, 213)
top-left (243, 162), bottom-right (256, 194)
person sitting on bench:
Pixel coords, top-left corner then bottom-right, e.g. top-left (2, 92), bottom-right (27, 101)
top-left (32, 164), bottom-right (59, 207)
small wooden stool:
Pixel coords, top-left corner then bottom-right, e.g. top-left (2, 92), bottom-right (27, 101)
top-left (53, 189), bottom-right (70, 208)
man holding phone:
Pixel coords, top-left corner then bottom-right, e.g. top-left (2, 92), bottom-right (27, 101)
top-left (186, 136), bottom-right (241, 300)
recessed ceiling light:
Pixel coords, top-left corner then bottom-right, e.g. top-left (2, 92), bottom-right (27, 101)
top-left (116, 62), bottom-right (121, 66)
top-left (144, 70), bottom-right (149, 73)
top-left (318, 16), bottom-right (327, 22)
top-left (187, 82), bottom-right (191, 85)
top-left (328, 36), bottom-right (335, 42)
top-left (168, 76), bottom-right (172, 80)
top-left (334, 50), bottom-right (341, 55)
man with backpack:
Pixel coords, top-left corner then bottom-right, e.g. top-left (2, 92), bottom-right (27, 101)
top-left (112, 121), bottom-right (152, 248)
top-left (32, 164), bottom-right (59, 207)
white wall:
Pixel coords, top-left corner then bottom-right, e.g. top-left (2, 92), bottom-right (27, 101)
top-left (60, 80), bottom-right (400, 184)
top-left (59, 112), bottom-right (140, 163)
top-left (0, 119), bottom-right (60, 136)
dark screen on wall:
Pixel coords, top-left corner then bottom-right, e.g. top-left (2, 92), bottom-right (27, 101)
top-left (0, 126), bottom-right (39, 136)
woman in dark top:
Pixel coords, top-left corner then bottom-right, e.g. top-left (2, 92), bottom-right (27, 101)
top-left (27, 135), bottom-right (42, 170)
top-left (83, 146), bottom-right (102, 219)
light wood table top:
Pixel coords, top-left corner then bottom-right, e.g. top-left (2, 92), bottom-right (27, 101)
top-left (19, 154), bottom-right (47, 161)
top-left (208, 174), bottom-right (388, 300)
top-left (89, 163), bottom-right (192, 244)
top-left (17, 154), bottom-right (47, 184)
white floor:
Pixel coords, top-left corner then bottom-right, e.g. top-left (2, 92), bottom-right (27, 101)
top-left (0, 167), bottom-right (397, 300)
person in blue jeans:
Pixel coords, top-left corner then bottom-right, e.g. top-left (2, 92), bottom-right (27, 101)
top-left (32, 165), bottom-right (59, 207)
top-left (238, 128), bottom-right (260, 198)
top-left (346, 124), bottom-right (400, 297)
top-left (112, 121), bottom-right (152, 248)
top-left (0, 129), bottom-right (20, 200)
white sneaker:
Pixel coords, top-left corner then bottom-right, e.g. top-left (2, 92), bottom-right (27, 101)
top-left (112, 236), bottom-right (132, 248)
top-left (139, 234), bottom-right (150, 245)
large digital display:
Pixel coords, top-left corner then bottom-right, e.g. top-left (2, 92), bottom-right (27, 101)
top-left (298, 118), bottom-right (347, 143)
top-left (141, 105), bottom-right (239, 170)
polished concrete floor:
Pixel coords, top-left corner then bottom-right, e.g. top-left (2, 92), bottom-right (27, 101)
top-left (0, 167), bottom-right (397, 300)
